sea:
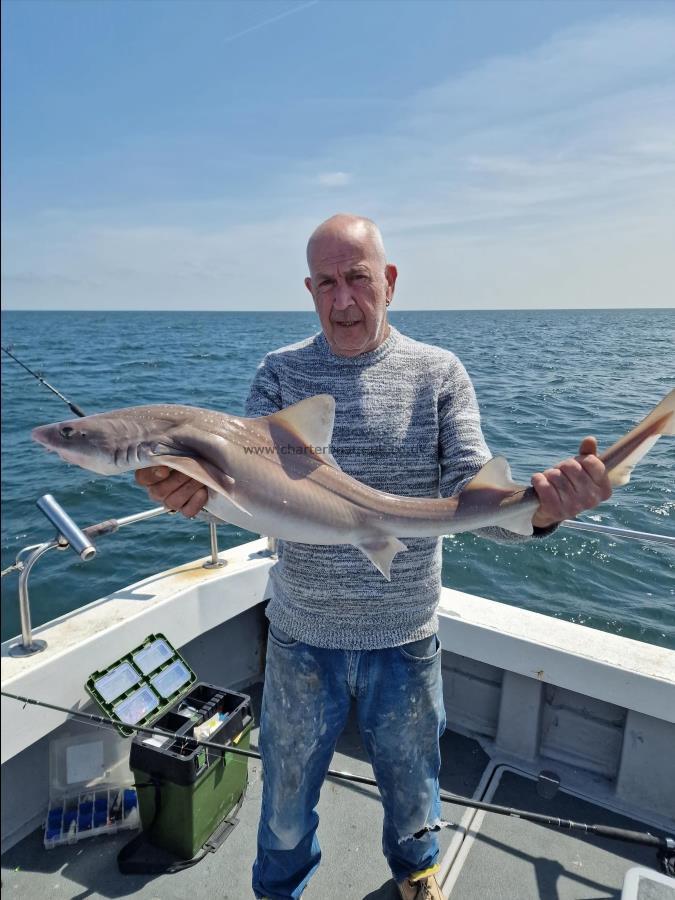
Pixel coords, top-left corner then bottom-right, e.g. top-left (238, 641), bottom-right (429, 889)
top-left (1, 309), bottom-right (673, 648)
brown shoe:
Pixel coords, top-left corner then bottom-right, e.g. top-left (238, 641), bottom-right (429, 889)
top-left (397, 872), bottom-right (443, 899)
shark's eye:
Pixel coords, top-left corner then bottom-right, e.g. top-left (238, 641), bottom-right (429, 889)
top-left (60, 426), bottom-right (75, 439)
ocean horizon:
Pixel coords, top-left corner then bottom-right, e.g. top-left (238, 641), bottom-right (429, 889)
top-left (3, 306), bottom-right (670, 313)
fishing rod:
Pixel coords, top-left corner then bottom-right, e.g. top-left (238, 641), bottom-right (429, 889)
top-left (1, 346), bottom-right (86, 418)
top-left (3, 690), bottom-right (674, 864)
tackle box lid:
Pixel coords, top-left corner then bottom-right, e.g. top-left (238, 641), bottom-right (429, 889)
top-left (85, 633), bottom-right (197, 737)
top-left (49, 727), bottom-right (134, 798)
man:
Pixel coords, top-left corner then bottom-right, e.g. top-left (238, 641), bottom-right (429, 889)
top-left (136, 215), bottom-right (611, 899)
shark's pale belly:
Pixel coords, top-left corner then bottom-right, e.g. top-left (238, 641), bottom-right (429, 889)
top-left (204, 488), bottom-right (365, 545)
top-left (203, 481), bottom-right (538, 545)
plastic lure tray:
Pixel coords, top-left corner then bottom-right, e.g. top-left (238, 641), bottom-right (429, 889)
top-left (44, 786), bottom-right (139, 849)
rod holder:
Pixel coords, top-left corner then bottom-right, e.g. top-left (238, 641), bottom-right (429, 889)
top-left (36, 494), bottom-right (96, 561)
top-left (8, 495), bottom-right (98, 656)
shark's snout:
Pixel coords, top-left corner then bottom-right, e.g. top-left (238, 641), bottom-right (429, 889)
top-left (32, 425), bottom-right (54, 447)
top-left (32, 421), bottom-right (85, 450)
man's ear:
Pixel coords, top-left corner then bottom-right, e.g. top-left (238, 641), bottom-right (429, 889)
top-left (305, 276), bottom-right (319, 312)
top-left (385, 264), bottom-right (398, 298)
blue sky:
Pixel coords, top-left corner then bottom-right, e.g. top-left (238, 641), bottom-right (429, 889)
top-left (2, 0), bottom-right (674, 310)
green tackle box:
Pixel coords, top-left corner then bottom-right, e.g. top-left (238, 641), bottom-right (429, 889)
top-left (86, 633), bottom-right (252, 860)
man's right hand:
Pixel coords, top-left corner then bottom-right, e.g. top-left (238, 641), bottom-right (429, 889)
top-left (135, 466), bottom-right (208, 518)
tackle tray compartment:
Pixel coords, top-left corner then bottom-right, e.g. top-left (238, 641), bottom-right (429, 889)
top-left (85, 633), bottom-right (197, 737)
top-left (129, 684), bottom-right (252, 785)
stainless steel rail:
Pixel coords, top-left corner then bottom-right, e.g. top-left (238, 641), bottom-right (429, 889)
top-left (560, 520), bottom-right (675, 547)
top-left (4, 495), bottom-right (671, 658)
top-left (204, 521), bottom-right (226, 569)
top-left (114, 507), bottom-right (169, 528)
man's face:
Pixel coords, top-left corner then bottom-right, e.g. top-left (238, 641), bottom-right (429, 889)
top-left (305, 229), bottom-right (397, 358)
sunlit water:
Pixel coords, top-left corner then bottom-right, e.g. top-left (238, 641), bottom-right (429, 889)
top-left (2, 309), bottom-right (673, 647)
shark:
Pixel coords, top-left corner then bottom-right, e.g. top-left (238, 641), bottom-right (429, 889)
top-left (32, 389), bottom-right (674, 578)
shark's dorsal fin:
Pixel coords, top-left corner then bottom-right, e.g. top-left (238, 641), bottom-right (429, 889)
top-left (264, 395), bottom-right (337, 465)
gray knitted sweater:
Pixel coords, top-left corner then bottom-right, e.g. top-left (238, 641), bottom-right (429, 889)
top-left (245, 326), bottom-right (545, 650)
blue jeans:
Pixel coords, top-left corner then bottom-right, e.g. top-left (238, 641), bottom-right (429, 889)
top-left (252, 627), bottom-right (446, 900)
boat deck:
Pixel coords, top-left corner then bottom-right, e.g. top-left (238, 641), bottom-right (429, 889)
top-left (2, 680), bottom-right (672, 900)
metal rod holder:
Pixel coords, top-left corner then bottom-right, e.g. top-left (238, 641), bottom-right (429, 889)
top-left (7, 541), bottom-right (57, 657)
top-left (36, 494), bottom-right (96, 561)
top-left (7, 502), bottom-right (169, 657)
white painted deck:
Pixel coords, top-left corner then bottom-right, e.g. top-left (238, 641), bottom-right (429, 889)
top-left (2, 538), bottom-right (674, 897)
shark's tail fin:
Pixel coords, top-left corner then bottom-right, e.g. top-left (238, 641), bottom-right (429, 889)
top-left (601, 389), bottom-right (674, 487)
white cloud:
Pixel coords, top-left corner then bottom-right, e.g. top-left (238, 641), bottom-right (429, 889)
top-left (315, 172), bottom-right (352, 187)
top-left (409, 15), bottom-right (675, 130)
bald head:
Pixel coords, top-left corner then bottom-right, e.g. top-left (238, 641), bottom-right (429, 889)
top-left (306, 214), bottom-right (387, 271)
top-left (304, 213), bottom-right (397, 358)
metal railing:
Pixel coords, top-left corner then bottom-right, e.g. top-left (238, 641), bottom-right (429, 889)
top-left (2, 494), bottom-right (671, 658)
top-left (560, 520), bottom-right (674, 546)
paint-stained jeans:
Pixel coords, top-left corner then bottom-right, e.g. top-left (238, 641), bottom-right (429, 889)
top-left (252, 626), bottom-right (446, 900)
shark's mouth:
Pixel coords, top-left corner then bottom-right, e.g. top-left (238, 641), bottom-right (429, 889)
top-left (38, 443), bottom-right (91, 467)
top-left (32, 434), bottom-right (111, 473)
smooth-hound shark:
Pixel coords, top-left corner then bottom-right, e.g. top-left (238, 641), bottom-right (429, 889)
top-left (32, 390), bottom-right (674, 578)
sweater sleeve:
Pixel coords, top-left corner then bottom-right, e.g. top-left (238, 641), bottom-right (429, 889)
top-left (438, 356), bottom-right (492, 499)
top-left (438, 357), bottom-right (556, 542)
top-left (245, 354), bottom-right (284, 417)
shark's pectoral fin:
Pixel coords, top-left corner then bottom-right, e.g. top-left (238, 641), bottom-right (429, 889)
top-left (354, 536), bottom-right (408, 580)
top-left (155, 455), bottom-right (253, 518)
top-left (496, 506), bottom-right (534, 537)
top-left (464, 456), bottom-right (524, 492)
top-left (460, 457), bottom-right (533, 536)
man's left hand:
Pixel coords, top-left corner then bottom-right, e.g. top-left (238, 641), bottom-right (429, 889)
top-left (531, 436), bottom-right (613, 530)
